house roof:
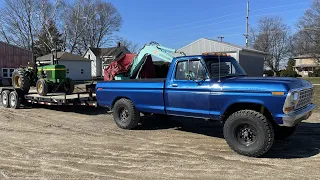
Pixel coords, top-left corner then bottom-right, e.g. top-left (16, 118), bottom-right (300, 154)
top-left (37, 52), bottom-right (91, 61)
top-left (89, 46), bottom-right (130, 58)
top-left (293, 54), bottom-right (319, 59)
top-left (178, 38), bottom-right (269, 55)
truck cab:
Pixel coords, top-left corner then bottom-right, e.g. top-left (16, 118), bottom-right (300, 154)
top-left (96, 53), bottom-right (316, 157)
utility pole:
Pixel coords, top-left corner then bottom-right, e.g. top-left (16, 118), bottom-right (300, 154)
top-left (217, 36), bottom-right (224, 42)
top-left (244, 0), bottom-right (249, 47)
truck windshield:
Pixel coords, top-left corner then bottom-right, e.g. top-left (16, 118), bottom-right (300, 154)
top-left (203, 56), bottom-right (247, 78)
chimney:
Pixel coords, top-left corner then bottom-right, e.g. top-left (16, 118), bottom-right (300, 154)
top-left (117, 41), bottom-right (121, 47)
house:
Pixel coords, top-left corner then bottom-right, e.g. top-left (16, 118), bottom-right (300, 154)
top-left (177, 38), bottom-right (269, 77)
top-left (83, 42), bottom-right (130, 77)
top-left (0, 42), bottom-right (33, 85)
top-left (293, 54), bottom-right (320, 77)
top-left (37, 52), bottom-right (92, 81)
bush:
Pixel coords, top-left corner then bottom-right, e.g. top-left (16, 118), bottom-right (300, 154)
top-left (263, 70), bottom-right (274, 76)
top-left (309, 69), bottom-right (320, 77)
top-left (280, 70), bottom-right (300, 77)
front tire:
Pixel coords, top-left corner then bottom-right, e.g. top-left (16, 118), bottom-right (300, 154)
top-left (1, 90), bottom-right (10, 108)
top-left (64, 78), bottom-right (74, 95)
top-left (36, 79), bottom-right (48, 96)
top-left (113, 98), bottom-right (140, 129)
top-left (223, 110), bottom-right (274, 157)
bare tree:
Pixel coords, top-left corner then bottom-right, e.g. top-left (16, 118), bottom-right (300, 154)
top-left (0, 0), bottom-right (40, 51)
top-left (293, 0), bottom-right (320, 63)
top-left (249, 16), bottom-right (291, 75)
top-left (64, 0), bottom-right (122, 55)
top-left (117, 37), bottom-right (139, 53)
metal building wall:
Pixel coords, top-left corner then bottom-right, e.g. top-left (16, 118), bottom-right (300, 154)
top-left (178, 38), bottom-right (241, 56)
top-left (0, 42), bottom-right (32, 69)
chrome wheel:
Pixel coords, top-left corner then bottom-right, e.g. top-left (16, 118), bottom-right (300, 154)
top-left (2, 93), bottom-right (8, 105)
top-left (119, 107), bottom-right (129, 122)
top-left (10, 93), bottom-right (16, 107)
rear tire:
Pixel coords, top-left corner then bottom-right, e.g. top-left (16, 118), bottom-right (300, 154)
top-left (223, 110), bottom-right (274, 157)
top-left (36, 79), bottom-right (48, 96)
top-left (1, 90), bottom-right (10, 108)
top-left (9, 91), bottom-right (20, 109)
top-left (64, 78), bottom-right (74, 95)
top-left (12, 68), bottom-right (31, 94)
top-left (113, 98), bottom-right (140, 129)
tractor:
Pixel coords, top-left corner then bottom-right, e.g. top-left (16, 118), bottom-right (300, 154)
top-left (11, 50), bottom-right (74, 96)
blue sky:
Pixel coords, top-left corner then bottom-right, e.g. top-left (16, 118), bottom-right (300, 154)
top-left (108, 0), bottom-right (313, 49)
top-left (0, 0), bottom-right (313, 49)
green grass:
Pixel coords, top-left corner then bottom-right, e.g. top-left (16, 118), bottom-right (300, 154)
top-left (302, 77), bottom-right (320, 84)
top-left (313, 86), bottom-right (320, 113)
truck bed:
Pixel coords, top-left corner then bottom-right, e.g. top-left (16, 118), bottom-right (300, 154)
top-left (96, 78), bottom-right (166, 114)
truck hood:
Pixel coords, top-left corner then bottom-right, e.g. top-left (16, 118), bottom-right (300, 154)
top-left (221, 77), bottom-right (313, 92)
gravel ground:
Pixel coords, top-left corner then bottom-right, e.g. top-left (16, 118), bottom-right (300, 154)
top-left (0, 105), bottom-right (319, 179)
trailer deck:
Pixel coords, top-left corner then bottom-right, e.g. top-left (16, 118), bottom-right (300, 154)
top-left (0, 84), bottom-right (98, 108)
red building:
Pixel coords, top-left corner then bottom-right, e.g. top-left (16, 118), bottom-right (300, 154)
top-left (0, 42), bottom-right (32, 84)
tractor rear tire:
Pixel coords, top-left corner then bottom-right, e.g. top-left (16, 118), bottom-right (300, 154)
top-left (12, 68), bottom-right (31, 94)
top-left (1, 90), bottom-right (10, 108)
top-left (36, 79), bottom-right (48, 96)
top-left (64, 78), bottom-right (74, 95)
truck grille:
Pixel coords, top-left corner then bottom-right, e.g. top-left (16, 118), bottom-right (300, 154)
top-left (296, 88), bottom-right (313, 109)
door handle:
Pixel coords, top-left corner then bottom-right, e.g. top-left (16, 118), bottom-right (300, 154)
top-left (172, 84), bottom-right (178, 87)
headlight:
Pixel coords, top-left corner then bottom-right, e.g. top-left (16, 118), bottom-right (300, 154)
top-left (283, 91), bottom-right (300, 114)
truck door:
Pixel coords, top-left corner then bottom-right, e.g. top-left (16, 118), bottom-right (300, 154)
top-left (164, 58), bottom-right (211, 118)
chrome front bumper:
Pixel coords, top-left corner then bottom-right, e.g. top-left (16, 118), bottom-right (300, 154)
top-left (281, 104), bottom-right (316, 127)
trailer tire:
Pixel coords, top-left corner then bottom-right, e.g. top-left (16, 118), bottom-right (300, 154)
top-left (1, 90), bottom-right (10, 108)
top-left (36, 79), bottom-right (48, 96)
top-left (113, 98), bottom-right (140, 129)
top-left (9, 91), bottom-right (20, 109)
top-left (223, 110), bottom-right (274, 157)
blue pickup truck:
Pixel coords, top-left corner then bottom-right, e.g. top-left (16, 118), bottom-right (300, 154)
top-left (96, 54), bottom-right (315, 157)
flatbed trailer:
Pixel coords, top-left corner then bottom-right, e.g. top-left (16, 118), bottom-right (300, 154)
top-left (0, 84), bottom-right (98, 109)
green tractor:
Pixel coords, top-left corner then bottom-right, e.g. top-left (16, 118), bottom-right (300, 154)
top-left (12, 53), bottom-right (74, 96)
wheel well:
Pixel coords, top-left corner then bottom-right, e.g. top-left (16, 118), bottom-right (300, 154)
top-left (222, 103), bottom-right (276, 126)
top-left (111, 96), bottom-right (130, 108)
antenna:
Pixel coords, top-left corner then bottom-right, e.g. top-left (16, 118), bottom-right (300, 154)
top-left (218, 55), bottom-right (221, 83)
top-left (243, 0), bottom-right (249, 47)
top-left (217, 36), bottom-right (224, 42)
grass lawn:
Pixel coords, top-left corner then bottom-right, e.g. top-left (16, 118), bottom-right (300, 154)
top-left (302, 77), bottom-right (320, 84)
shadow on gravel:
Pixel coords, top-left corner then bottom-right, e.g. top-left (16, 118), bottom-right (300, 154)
top-left (136, 115), bottom-right (224, 138)
top-left (263, 122), bottom-right (320, 159)
top-left (30, 104), bottom-right (109, 115)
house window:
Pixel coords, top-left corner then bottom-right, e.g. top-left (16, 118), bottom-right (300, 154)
top-left (81, 69), bottom-right (84, 74)
top-left (66, 69), bottom-right (70, 74)
top-left (2, 68), bottom-right (15, 78)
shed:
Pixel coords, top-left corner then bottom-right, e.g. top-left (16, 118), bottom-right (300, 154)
top-left (0, 42), bottom-right (32, 85)
top-left (83, 43), bottom-right (130, 77)
top-left (37, 52), bottom-right (91, 81)
top-left (177, 38), bottom-right (268, 76)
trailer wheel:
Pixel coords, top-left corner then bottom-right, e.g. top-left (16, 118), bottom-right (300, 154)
top-left (9, 91), bottom-right (20, 109)
top-left (113, 98), bottom-right (140, 129)
top-left (223, 110), bottom-right (274, 157)
top-left (1, 90), bottom-right (10, 108)
top-left (36, 78), bottom-right (48, 96)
